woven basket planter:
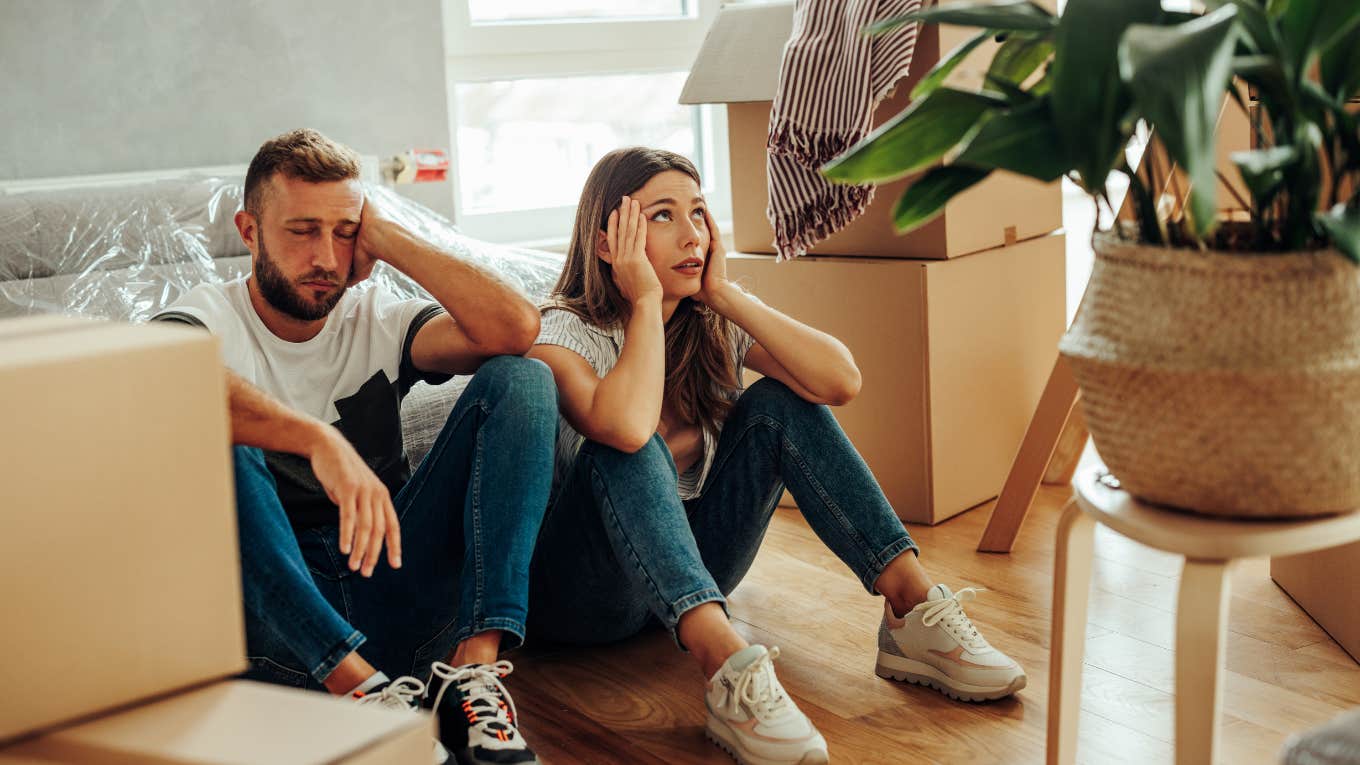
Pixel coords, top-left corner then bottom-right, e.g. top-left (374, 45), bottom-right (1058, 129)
top-left (1058, 234), bottom-right (1360, 518)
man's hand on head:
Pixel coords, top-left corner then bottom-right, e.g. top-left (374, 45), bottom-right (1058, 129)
top-left (349, 194), bottom-right (396, 287)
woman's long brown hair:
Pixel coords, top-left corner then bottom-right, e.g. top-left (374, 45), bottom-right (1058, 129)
top-left (549, 147), bottom-right (740, 435)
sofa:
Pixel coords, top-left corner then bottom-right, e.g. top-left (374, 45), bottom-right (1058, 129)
top-left (0, 175), bottom-right (566, 467)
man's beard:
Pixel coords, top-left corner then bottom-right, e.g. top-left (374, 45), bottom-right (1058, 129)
top-left (254, 233), bottom-right (346, 321)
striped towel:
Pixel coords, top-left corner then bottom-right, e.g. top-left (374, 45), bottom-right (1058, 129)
top-left (766, 0), bottom-right (925, 260)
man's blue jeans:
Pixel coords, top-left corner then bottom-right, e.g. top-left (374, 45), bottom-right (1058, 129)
top-left (233, 356), bottom-right (557, 689)
top-left (527, 377), bottom-right (918, 646)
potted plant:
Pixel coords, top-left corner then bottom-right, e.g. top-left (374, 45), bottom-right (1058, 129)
top-left (822, 0), bottom-right (1360, 517)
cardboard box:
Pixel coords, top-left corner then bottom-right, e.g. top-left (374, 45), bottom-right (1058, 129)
top-left (727, 232), bottom-right (1067, 524)
top-left (681, 1), bottom-right (1063, 259)
top-left (0, 317), bottom-right (245, 743)
top-left (2, 680), bottom-right (434, 764)
top-left (1272, 543), bottom-right (1360, 663)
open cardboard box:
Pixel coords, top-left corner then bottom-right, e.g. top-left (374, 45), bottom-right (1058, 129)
top-left (0, 317), bottom-right (246, 743)
top-left (681, 0), bottom-right (1062, 260)
top-left (1, 680), bottom-right (433, 764)
top-left (728, 232), bottom-right (1067, 524)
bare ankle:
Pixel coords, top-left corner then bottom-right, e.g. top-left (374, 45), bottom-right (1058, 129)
top-left (677, 602), bottom-right (748, 679)
top-left (450, 630), bottom-right (502, 667)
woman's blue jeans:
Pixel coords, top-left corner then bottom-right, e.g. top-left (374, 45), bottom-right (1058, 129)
top-left (233, 356), bottom-right (557, 689)
top-left (527, 377), bottom-right (918, 646)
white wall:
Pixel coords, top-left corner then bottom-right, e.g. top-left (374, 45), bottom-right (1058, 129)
top-left (0, 0), bottom-right (455, 216)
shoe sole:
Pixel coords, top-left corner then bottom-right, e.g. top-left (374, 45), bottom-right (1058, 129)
top-left (875, 652), bottom-right (1026, 702)
top-left (704, 715), bottom-right (830, 765)
top-left (454, 754), bottom-right (539, 765)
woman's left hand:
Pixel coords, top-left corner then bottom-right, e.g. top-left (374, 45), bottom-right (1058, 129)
top-left (694, 208), bottom-right (735, 308)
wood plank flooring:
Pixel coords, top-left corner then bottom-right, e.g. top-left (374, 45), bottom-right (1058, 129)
top-left (507, 467), bottom-right (1360, 764)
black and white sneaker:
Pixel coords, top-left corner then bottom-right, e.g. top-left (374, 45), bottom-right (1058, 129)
top-left (426, 660), bottom-right (539, 765)
top-left (353, 675), bottom-right (451, 763)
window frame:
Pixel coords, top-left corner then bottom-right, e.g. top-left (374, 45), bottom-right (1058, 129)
top-left (442, 0), bottom-right (729, 247)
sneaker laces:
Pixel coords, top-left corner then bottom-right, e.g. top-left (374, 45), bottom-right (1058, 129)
top-left (430, 660), bottom-right (520, 740)
top-left (355, 675), bottom-right (427, 711)
top-left (725, 647), bottom-right (791, 720)
top-left (920, 587), bottom-right (991, 652)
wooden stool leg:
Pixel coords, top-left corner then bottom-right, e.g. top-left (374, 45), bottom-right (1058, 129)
top-left (1042, 403), bottom-right (1088, 486)
top-left (979, 356), bottom-right (1082, 553)
top-left (1047, 499), bottom-right (1096, 765)
top-left (1175, 559), bottom-right (1234, 765)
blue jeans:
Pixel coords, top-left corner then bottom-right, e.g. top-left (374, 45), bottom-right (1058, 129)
top-left (234, 356), bottom-right (557, 689)
top-left (527, 377), bottom-right (918, 646)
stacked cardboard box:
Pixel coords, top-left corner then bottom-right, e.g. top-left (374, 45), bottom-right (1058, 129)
top-left (0, 316), bottom-right (433, 761)
top-left (1268, 97), bottom-right (1360, 666)
top-left (2, 681), bottom-right (432, 764)
top-left (682, 2), bottom-right (1065, 524)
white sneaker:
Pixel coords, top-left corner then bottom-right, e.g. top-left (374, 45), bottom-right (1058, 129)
top-left (875, 584), bottom-right (1026, 702)
top-left (704, 645), bottom-right (829, 765)
top-left (353, 675), bottom-right (449, 763)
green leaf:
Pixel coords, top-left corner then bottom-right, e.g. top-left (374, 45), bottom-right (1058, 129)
top-left (984, 74), bottom-right (1035, 105)
top-left (987, 35), bottom-right (1054, 87)
top-left (866, 0), bottom-right (1057, 37)
top-left (1278, 1), bottom-right (1360, 85)
top-left (1049, 0), bottom-right (1163, 195)
top-left (954, 97), bottom-right (1069, 181)
top-left (1208, 0), bottom-right (1279, 58)
top-left (1284, 119), bottom-right (1325, 249)
top-left (1233, 54), bottom-right (1291, 110)
top-left (1231, 146), bottom-right (1298, 207)
top-left (1320, 22), bottom-right (1360, 102)
top-left (891, 165), bottom-right (992, 233)
top-left (1119, 5), bottom-right (1241, 236)
top-left (912, 30), bottom-right (993, 100)
top-left (821, 88), bottom-right (1005, 185)
top-left (1316, 204), bottom-right (1360, 263)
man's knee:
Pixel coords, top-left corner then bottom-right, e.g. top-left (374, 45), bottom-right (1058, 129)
top-left (467, 355), bottom-right (556, 409)
top-left (232, 444), bottom-right (266, 472)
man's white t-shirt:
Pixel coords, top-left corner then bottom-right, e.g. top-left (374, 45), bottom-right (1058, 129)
top-left (153, 277), bottom-right (447, 528)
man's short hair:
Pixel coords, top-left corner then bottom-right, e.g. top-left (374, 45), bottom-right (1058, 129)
top-left (243, 129), bottom-right (361, 217)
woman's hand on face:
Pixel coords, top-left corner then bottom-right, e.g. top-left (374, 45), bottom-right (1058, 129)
top-left (607, 195), bottom-right (663, 306)
top-left (694, 208), bottom-right (734, 307)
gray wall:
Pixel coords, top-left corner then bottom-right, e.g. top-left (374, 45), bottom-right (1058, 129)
top-left (0, 0), bottom-right (455, 217)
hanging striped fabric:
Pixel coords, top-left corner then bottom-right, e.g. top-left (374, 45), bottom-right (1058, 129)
top-left (766, 0), bottom-right (925, 260)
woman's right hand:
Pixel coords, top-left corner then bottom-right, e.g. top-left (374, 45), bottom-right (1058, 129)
top-left (607, 195), bottom-right (663, 306)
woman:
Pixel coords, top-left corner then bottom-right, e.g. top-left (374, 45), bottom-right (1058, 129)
top-left (526, 147), bottom-right (1024, 765)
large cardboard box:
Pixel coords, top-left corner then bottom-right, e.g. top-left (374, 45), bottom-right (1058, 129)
top-left (727, 232), bottom-right (1067, 524)
top-left (2, 680), bottom-right (434, 764)
top-left (1272, 544), bottom-right (1360, 664)
top-left (0, 317), bottom-right (246, 743)
top-left (681, 1), bottom-right (1062, 259)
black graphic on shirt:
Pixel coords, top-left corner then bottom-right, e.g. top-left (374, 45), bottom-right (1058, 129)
top-left (265, 370), bottom-right (409, 530)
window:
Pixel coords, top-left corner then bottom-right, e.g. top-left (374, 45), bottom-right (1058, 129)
top-left (444, 0), bottom-right (726, 246)
top-left (467, 0), bottom-right (689, 23)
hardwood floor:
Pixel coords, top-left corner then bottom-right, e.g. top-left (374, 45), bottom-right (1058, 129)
top-left (508, 466), bottom-right (1360, 764)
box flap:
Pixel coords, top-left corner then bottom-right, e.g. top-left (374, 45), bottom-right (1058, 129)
top-left (679, 1), bottom-right (793, 104)
top-left (0, 314), bottom-right (101, 341)
top-left (8, 681), bottom-right (431, 765)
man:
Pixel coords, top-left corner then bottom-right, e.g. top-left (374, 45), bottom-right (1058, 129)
top-left (153, 129), bottom-right (555, 765)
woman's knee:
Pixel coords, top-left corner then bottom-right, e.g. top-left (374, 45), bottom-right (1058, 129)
top-left (738, 376), bottom-right (824, 421)
top-left (581, 432), bottom-right (678, 481)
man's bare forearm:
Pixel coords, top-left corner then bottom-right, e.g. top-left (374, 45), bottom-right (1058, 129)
top-left (227, 370), bottom-right (329, 457)
top-left (368, 221), bottom-right (540, 354)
